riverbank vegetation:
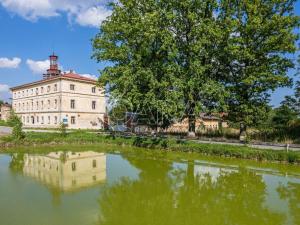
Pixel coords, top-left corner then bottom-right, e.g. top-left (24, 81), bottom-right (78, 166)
top-left (1, 131), bottom-right (300, 164)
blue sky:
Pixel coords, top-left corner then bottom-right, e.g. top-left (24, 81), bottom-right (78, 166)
top-left (0, 0), bottom-right (299, 107)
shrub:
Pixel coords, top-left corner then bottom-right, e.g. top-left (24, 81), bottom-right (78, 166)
top-left (59, 122), bottom-right (67, 137)
top-left (8, 111), bottom-right (25, 140)
top-left (287, 152), bottom-right (299, 163)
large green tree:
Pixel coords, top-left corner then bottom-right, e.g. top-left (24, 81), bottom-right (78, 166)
top-left (93, 0), bottom-right (184, 131)
top-left (166, 0), bottom-right (228, 135)
top-left (93, 0), bottom-right (299, 135)
top-left (93, 0), bottom-right (228, 134)
top-left (281, 81), bottom-right (300, 115)
top-left (218, 0), bottom-right (299, 134)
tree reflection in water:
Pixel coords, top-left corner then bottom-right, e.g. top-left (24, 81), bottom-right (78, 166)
top-left (278, 182), bottom-right (300, 224)
top-left (98, 155), bottom-right (285, 225)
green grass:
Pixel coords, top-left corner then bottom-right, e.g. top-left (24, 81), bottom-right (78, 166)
top-left (1, 131), bottom-right (300, 164)
top-left (0, 120), bottom-right (12, 127)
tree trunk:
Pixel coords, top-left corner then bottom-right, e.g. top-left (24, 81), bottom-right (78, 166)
top-left (239, 122), bottom-right (247, 142)
top-left (188, 114), bottom-right (196, 137)
top-left (186, 161), bottom-right (195, 186)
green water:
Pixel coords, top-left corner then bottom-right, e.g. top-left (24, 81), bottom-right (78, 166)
top-left (0, 147), bottom-right (300, 225)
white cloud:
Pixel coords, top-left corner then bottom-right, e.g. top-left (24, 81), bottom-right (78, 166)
top-left (81, 73), bottom-right (98, 80)
top-left (0, 84), bottom-right (9, 92)
top-left (0, 0), bottom-right (57, 21)
top-left (76, 6), bottom-right (111, 27)
top-left (26, 59), bottom-right (50, 74)
top-left (0, 57), bottom-right (21, 68)
top-left (0, 0), bottom-right (112, 27)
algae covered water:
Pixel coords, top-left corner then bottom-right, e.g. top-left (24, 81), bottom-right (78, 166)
top-left (0, 148), bottom-right (299, 225)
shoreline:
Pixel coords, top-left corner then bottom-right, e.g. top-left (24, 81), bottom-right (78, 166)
top-left (1, 131), bottom-right (300, 165)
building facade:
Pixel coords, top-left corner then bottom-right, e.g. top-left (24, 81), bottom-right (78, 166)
top-left (22, 151), bottom-right (106, 192)
top-left (0, 103), bottom-right (11, 121)
top-left (10, 54), bottom-right (106, 129)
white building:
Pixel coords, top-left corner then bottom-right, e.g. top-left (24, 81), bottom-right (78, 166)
top-left (10, 54), bottom-right (106, 129)
top-left (23, 151), bottom-right (106, 192)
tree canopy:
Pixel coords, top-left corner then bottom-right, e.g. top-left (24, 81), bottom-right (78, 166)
top-left (93, 0), bottom-right (299, 134)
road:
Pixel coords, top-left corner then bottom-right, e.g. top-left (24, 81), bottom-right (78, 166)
top-left (0, 126), bottom-right (12, 135)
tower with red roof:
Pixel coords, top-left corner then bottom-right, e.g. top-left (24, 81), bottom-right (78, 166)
top-left (43, 54), bottom-right (61, 79)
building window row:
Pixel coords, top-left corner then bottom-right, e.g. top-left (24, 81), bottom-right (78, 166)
top-left (22, 115), bottom-right (58, 125)
top-left (14, 99), bottom-right (59, 112)
top-left (13, 83), bottom-right (58, 99)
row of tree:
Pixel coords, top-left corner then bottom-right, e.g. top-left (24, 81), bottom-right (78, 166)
top-left (92, 0), bottom-right (299, 136)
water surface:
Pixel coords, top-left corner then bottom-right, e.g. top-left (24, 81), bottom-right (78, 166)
top-left (0, 148), bottom-right (299, 225)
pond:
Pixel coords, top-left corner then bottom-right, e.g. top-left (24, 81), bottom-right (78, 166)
top-left (0, 147), bottom-right (300, 225)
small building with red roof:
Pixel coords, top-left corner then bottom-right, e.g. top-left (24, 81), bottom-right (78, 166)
top-left (11, 54), bottom-right (106, 129)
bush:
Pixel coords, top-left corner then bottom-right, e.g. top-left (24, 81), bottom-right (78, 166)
top-left (59, 122), bottom-right (67, 137)
top-left (8, 111), bottom-right (25, 140)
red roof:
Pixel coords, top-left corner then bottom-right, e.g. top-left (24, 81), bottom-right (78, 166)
top-left (62, 72), bottom-right (97, 82)
top-left (11, 72), bottom-right (97, 90)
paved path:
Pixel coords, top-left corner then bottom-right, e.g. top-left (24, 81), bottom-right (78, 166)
top-left (23, 129), bottom-right (61, 133)
top-left (194, 139), bottom-right (299, 151)
top-left (0, 126), bottom-right (12, 135)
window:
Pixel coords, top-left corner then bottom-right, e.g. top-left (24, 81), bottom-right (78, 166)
top-left (22, 103), bottom-right (25, 111)
top-left (70, 84), bottom-right (75, 90)
top-left (48, 100), bottom-right (51, 109)
top-left (37, 116), bottom-right (39, 123)
top-left (22, 91), bottom-right (24, 97)
top-left (26, 102), bottom-right (29, 110)
top-left (36, 101), bottom-right (39, 110)
top-left (47, 86), bottom-right (50, 92)
top-left (70, 100), bottom-right (75, 109)
top-left (92, 160), bottom-right (97, 168)
top-left (72, 162), bottom-right (76, 171)
top-left (92, 87), bottom-right (96, 93)
top-left (54, 116), bottom-right (58, 124)
top-left (41, 116), bottom-right (44, 124)
top-left (48, 116), bottom-right (50, 124)
top-left (36, 88), bottom-right (39, 95)
top-left (92, 101), bottom-right (96, 110)
top-left (71, 116), bottom-right (76, 124)
top-left (31, 101), bottom-right (33, 110)
top-left (54, 84), bottom-right (57, 91)
top-left (41, 101), bottom-right (44, 110)
top-left (41, 87), bottom-right (44, 93)
top-left (54, 99), bottom-right (57, 109)
top-left (27, 116), bottom-right (29, 123)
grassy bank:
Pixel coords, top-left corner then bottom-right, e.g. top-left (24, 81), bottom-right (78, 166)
top-left (1, 131), bottom-right (300, 164)
top-left (0, 120), bottom-right (12, 127)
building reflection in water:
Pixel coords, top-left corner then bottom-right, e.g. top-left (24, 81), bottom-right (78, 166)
top-left (22, 151), bottom-right (106, 192)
